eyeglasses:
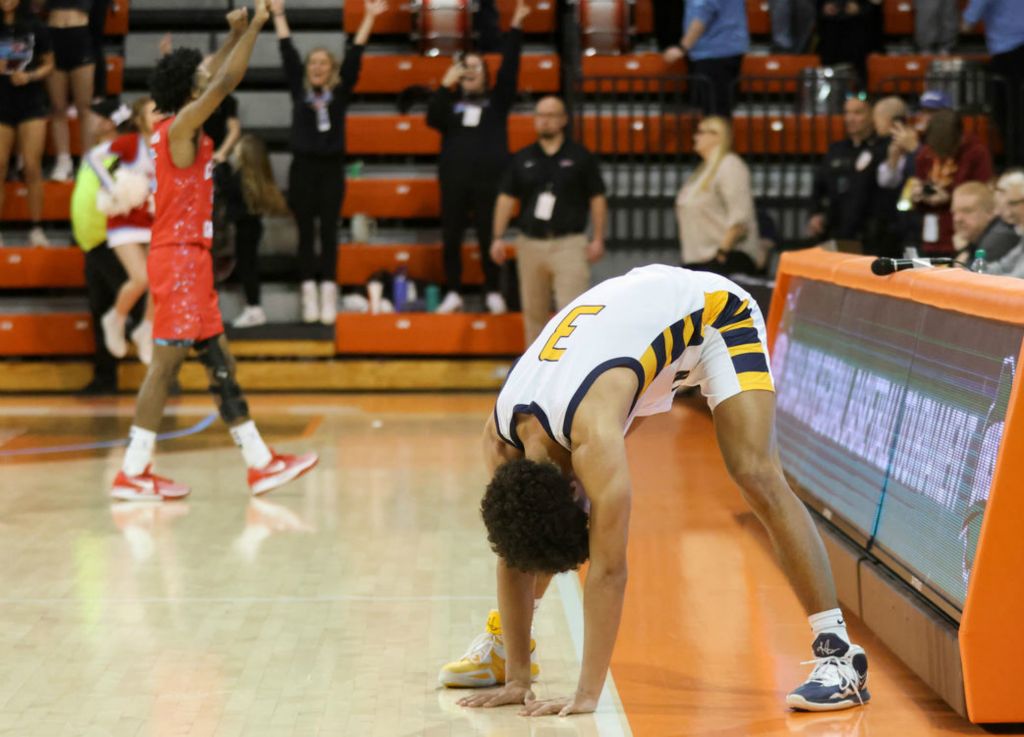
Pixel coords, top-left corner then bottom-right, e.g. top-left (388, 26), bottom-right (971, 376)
top-left (845, 91), bottom-right (869, 102)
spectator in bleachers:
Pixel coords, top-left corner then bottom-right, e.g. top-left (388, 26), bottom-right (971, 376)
top-left (816, 0), bottom-right (882, 83)
top-left (986, 171), bottom-right (1024, 275)
top-left (45, 0), bottom-right (97, 182)
top-left (870, 95), bottom-right (912, 257)
top-left (490, 96), bottom-right (607, 345)
top-left (806, 93), bottom-right (881, 246)
top-left (662, 0), bottom-right (749, 116)
top-left (71, 98), bottom-right (140, 394)
top-left (0, 0), bottom-right (53, 247)
top-left (228, 134), bottom-right (290, 329)
top-left (769, 0), bottom-right (815, 53)
top-left (675, 116), bottom-right (765, 275)
top-left (272, 0), bottom-right (387, 325)
top-left (916, 0), bottom-right (957, 54)
top-left (427, 0), bottom-right (530, 316)
top-left (951, 181), bottom-right (1019, 267)
top-left (910, 108), bottom-right (993, 256)
top-left (963, 0), bottom-right (1024, 166)
top-left (995, 169), bottom-right (1024, 226)
top-left (86, 96), bottom-right (159, 365)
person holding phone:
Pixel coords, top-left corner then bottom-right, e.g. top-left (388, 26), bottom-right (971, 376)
top-left (426, 0), bottom-right (529, 315)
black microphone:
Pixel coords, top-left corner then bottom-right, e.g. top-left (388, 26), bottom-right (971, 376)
top-left (870, 257), bottom-right (954, 276)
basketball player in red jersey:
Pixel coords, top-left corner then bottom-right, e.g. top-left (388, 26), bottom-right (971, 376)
top-left (111, 0), bottom-right (318, 501)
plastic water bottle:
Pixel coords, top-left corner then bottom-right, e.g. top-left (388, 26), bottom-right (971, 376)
top-left (392, 268), bottom-right (408, 312)
top-left (971, 248), bottom-right (988, 274)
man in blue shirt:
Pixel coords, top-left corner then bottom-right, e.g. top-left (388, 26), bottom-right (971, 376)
top-left (663, 0), bottom-right (750, 116)
top-left (964, 0), bottom-right (1024, 164)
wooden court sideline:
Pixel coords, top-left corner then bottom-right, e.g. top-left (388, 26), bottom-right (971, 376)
top-left (0, 393), bottom-right (1010, 736)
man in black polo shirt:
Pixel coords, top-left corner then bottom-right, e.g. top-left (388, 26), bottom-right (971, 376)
top-left (491, 96), bottom-right (607, 344)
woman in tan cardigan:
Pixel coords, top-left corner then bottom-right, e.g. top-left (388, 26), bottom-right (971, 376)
top-left (675, 116), bottom-right (766, 274)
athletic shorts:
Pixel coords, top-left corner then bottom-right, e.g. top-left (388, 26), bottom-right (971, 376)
top-left (0, 82), bottom-right (50, 127)
top-left (50, 26), bottom-right (95, 71)
top-left (673, 298), bottom-right (775, 411)
top-left (149, 245), bottom-right (224, 345)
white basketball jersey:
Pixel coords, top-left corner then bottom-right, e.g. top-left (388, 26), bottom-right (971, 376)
top-left (494, 264), bottom-right (770, 450)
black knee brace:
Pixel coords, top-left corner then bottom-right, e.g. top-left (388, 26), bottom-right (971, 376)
top-left (195, 337), bottom-right (249, 423)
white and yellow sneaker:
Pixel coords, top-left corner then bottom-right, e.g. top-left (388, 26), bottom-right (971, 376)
top-left (438, 609), bottom-right (540, 688)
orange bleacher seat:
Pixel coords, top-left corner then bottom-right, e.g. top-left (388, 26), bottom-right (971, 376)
top-left (355, 53), bottom-right (559, 94)
top-left (344, 0), bottom-right (554, 36)
top-left (346, 113), bottom-right (535, 154)
top-left (342, 179), bottom-right (440, 219)
top-left (741, 55), bottom-right (821, 93)
top-left (0, 313), bottom-right (93, 356)
top-left (104, 55), bottom-right (124, 95)
top-left (635, 0), bottom-right (652, 34)
top-left (867, 53), bottom-right (989, 95)
top-left (746, 0), bottom-right (770, 35)
top-left (337, 243), bottom-right (486, 284)
top-left (581, 53), bottom-right (686, 93)
top-left (1, 182), bottom-right (73, 223)
top-left (0, 248), bottom-right (84, 288)
top-left (336, 313), bottom-right (525, 355)
top-left (104, 0), bottom-right (129, 36)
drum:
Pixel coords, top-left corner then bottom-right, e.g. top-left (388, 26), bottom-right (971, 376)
top-left (411, 0), bottom-right (472, 56)
top-left (579, 0), bottom-right (634, 55)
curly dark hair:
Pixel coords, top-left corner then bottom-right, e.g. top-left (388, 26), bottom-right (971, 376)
top-left (149, 48), bottom-right (203, 114)
top-left (481, 459), bottom-right (589, 573)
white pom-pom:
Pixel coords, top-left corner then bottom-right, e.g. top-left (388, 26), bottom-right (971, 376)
top-left (97, 168), bottom-right (151, 216)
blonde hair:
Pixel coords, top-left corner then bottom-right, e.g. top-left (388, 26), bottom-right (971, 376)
top-left (694, 116), bottom-right (734, 192)
top-left (305, 47), bottom-right (341, 91)
top-left (235, 135), bottom-right (289, 216)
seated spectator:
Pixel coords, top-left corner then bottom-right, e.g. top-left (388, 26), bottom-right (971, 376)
top-left (807, 94), bottom-right (881, 246)
top-left (987, 171), bottom-right (1024, 276)
top-left (911, 108), bottom-right (993, 256)
top-left (995, 169), bottom-right (1024, 226)
top-left (228, 134), bottom-right (290, 329)
top-left (675, 116), bottom-right (765, 274)
top-left (0, 0), bottom-right (54, 247)
top-left (951, 181), bottom-right (1019, 267)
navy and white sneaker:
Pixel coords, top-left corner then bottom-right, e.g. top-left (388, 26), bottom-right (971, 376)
top-left (787, 633), bottom-right (870, 712)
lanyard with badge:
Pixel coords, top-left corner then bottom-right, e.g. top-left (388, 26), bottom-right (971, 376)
top-left (534, 183), bottom-right (556, 221)
top-left (306, 88), bottom-right (334, 133)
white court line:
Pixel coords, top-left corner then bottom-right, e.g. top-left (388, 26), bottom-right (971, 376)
top-left (555, 572), bottom-right (634, 737)
top-left (0, 406), bottom-right (212, 418)
top-left (0, 594), bottom-right (497, 605)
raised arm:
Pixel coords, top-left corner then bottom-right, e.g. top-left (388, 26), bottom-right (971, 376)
top-left (169, 0), bottom-right (269, 167)
top-left (352, 0), bottom-right (387, 46)
top-left (490, 0), bottom-right (527, 112)
top-left (203, 10), bottom-right (247, 80)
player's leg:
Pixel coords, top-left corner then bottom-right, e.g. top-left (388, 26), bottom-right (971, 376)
top-left (194, 333), bottom-right (317, 495)
top-left (111, 342), bottom-right (191, 501)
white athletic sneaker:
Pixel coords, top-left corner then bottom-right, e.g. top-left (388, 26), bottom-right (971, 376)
top-left (130, 320), bottom-right (153, 365)
top-left (28, 226), bottom-right (50, 247)
top-left (50, 155), bottom-right (74, 182)
top-left (101, 308), bottom-right (128, 358)
top-left (436, 291), bottom-right (463, 314)
top-left (232, 305), bottom-right (267, 329)
top-left (301, 280), bottom-right (318, 323)
top-left (319, 281), bottom-right (338, 325)
top-left (485, 291), bottom-right (507, 315)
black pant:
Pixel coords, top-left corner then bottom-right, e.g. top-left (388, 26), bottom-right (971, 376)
top-left (84, 244), bottom-right (142, 385)
top-left (234, 216), bottom-right (264, 306)
top-left (89, 0), bottom-right (109, 96)
top-left (685, 251), bottom-right (758, 276)
top-left (991, 43), bottom-right (1024, 166)
top-left (288, 153), bottom-right (345, 282)
top-left (690, 54), bottom-right (743, 117)
top-left (439, 173), bottom-right (501, 292)
top-left (652, 0), bottom-right (685, 51)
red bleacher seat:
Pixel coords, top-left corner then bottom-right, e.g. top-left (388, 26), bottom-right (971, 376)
top-left (344, 0), bottom-right (554, 36)
top-left (1, 182), bottom-right (73, 222)
top-left (741, 55), bottom-right (820, 93)
top-left (0, 248), bottom-right (84, 288)
top-left (346, 113), bottom-right (536, 154)
top-left (746, 0), bottom-right (770, 35)
top-left (867, 53), bottom-right (989, 95)
top-left (337, 243), bottom-right (486, 284)
top-left (342, 179), bottom-right (440, 219)
top-left (635, 0), bottom-right (652, 34)
top-left (104, 55), bottom-right (124, 95)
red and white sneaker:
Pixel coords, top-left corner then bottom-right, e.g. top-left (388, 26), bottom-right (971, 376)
top-left (247, 450), bottom-right (319, 496)
top-left (111, 465), bottom-right (191, 501)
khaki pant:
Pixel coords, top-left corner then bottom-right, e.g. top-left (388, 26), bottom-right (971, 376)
top-left (516, 234), bottom-right (591, 345)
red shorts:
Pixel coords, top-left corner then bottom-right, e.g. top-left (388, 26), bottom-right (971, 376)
top-left (149, 244), bottom-right (224, 344)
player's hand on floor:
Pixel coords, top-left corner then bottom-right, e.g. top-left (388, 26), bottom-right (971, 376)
top-left (457, 682), bottom-right (534, 709)
top-left (519, 692), bottom-right (598, 717)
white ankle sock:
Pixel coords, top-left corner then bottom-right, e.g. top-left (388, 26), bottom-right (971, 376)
top-left (123, 426), bottom-right (156, 476)
top-left (230, 420), bottom-right (273, 468)
top-left (808, 608), bottom-right (850, 645)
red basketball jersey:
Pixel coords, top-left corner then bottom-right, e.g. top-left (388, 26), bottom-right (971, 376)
top-left (150, 117), bottom-right (215, 250)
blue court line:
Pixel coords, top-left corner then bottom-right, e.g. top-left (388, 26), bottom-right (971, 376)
top-left (0, 412), bottom-right (218, 458)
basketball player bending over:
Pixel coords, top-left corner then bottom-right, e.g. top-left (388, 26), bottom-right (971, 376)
top-left (112, 0), bottom-right (318, 501)
top-left (440, 264), bottom-right (870, 713)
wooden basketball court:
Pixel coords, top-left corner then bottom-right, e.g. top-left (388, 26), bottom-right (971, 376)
top-left (0, 393), bottom-right (1007, 736)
